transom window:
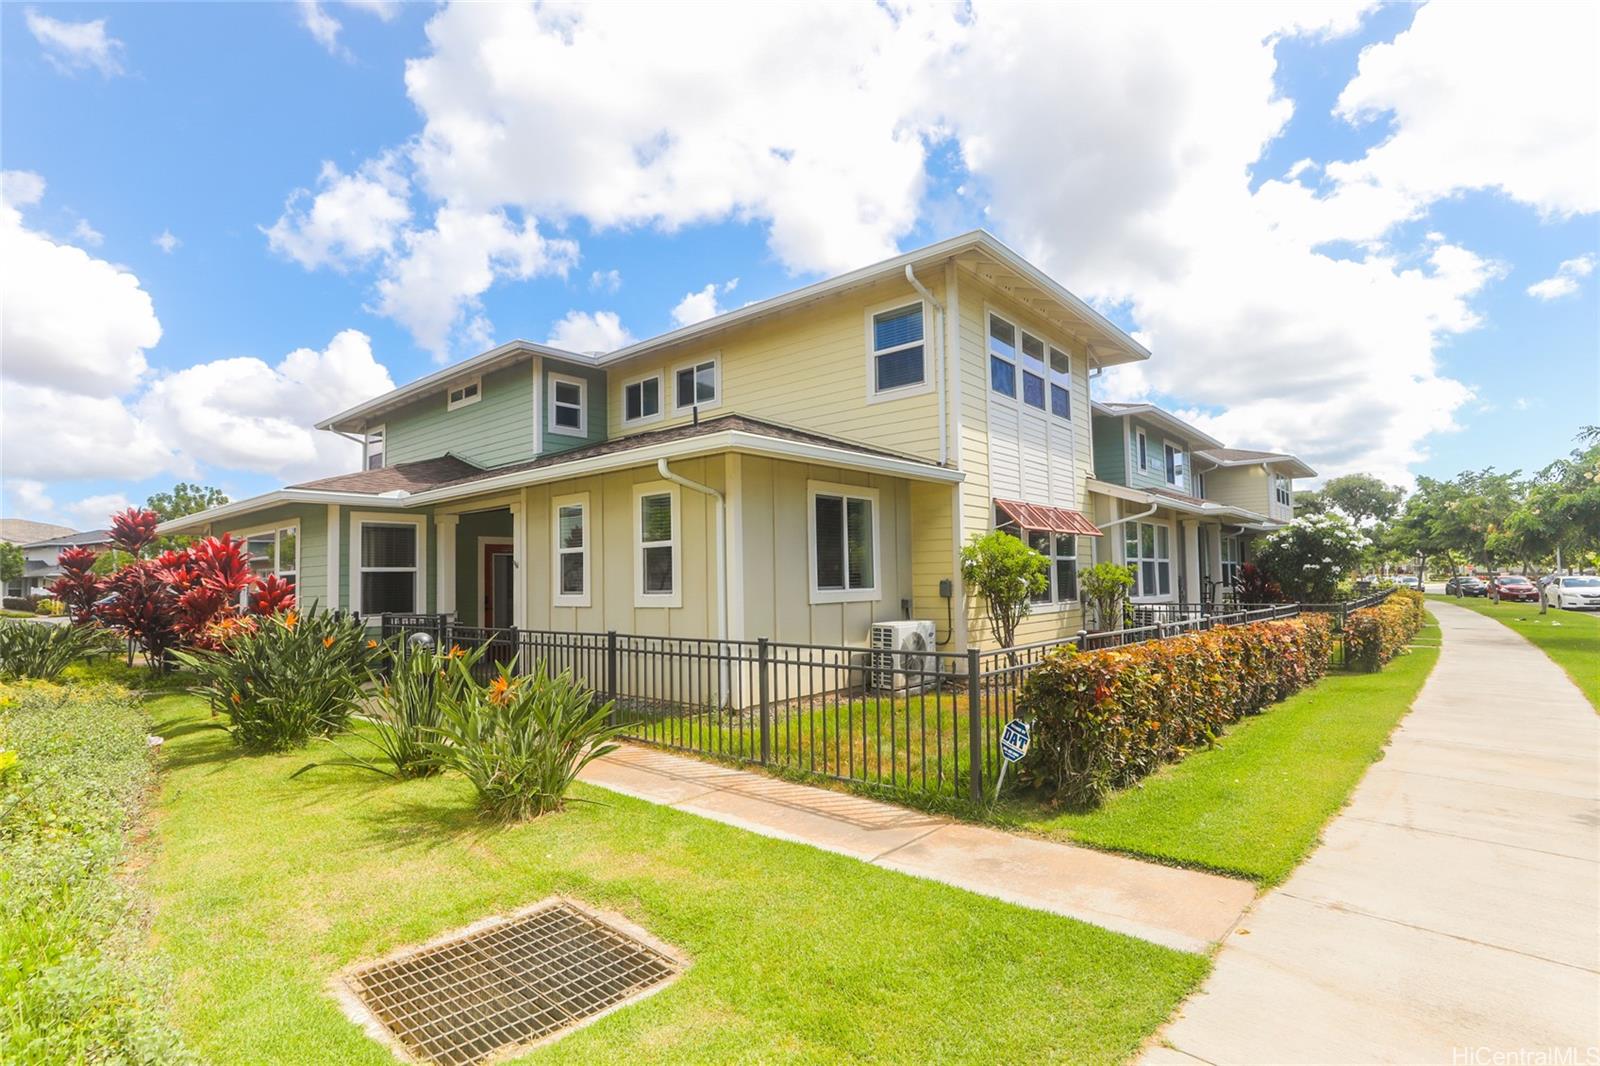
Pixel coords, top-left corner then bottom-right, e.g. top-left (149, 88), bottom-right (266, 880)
top-left (674, 358), bottom-right (719, 410)
top-left (1020, 331), bottom-right (1046, 410)
top-left (553, 494), bottom-right (589, 607)
top-left (364, 425), bottom-right (385, 470)
top-left (809, 483), bottom-right (878, 603)
top-left (358, 520), bottom-right (420, 615)
top-left (635, 485), bottom-right (679, 606)
top-left (623, 375), bottom-right (662, 424)
top-left (550, 374), bottom-right (587, 436)
top-left (1124, 521), bottom-right (1172, 599)
top-left (447, 377), bottom-right (481, 411)
top-left (868, 303), bottom-right (925, 396)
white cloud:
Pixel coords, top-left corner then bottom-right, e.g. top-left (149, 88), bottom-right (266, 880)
top-left (1, 170), bottom-right (45, 208)
top-left (26, 8), bottom-right (125, 77)
top-left (670, 278), bottom-right (739, 327)
top-left (298, 0), bottom-right (400, 59)
top-left (265, 155), bottom-right (411, 269)
top-left (372, 206), bottom-right (578, 359)
top-left (546, 310), bottom-right (632, 354)
top-left (589, 269), bottom-right (622, 293)
top-left (1, 480), bottom-right (133, 532)
top-left (2, 173), bottom-right (160, 398)
top-left (1526, 254), bottom-right (1596, 301)
top-left (154, 229), bottom-right (180, 254)
top-left (71, 218), bottom-right (104, 246)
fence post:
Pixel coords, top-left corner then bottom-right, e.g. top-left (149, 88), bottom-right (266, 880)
top-left (757, 637), bottom-right (771, 766)
top-left (1075, 628), bottom-right (1087, 653)
top-left (605, 629), bottom-right (619, 711)
top-left (967, 646), bottom-right (983, 803)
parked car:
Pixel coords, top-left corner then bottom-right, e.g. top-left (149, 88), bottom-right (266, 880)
top-left (1445, 575), bottom-right (1487, 597)
top-left (1391, 575), bottom-right (1422, 590)
top-left (1488, 575), bottom-right (1539, 603)
top-left (1544, 574), bottom-right (1600, 610)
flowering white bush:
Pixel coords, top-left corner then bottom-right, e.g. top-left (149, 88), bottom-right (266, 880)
top-left (1253, 512), bottom-right (1369, 602)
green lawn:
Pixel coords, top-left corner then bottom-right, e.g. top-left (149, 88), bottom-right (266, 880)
top-left (1004, 614), bottom-right (1442, 885)
top-left (1428, 594), bottom-right (1598, 711)
top-left (142, 686), bottom-right (1207, 1064)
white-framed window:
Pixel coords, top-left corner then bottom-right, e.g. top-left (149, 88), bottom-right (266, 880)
top-left (1124, 520), bottom-right (1172, 600)
top-left (549, 373), bottom-right (587, 436)
top-left (995, 505), bottom-right (1078, 606)
top-left (240, 522), bottom-right (299, 594)
top-left (673, 357), bottom-right (720, 412)
top-left (1275, 474), bottom-right (1292, 507)
top-left (1194, 470), bottom-right (1206, 499)
top-left (1136, 429), bottom-right (1149, 472)
top-left (1221, 535), bottom-right (1243, 590)
top-left (552, 492), bottom-right (590, 607)
top-left (634, 482), bottom-right (681, 608)
top-left (988, 312), bottom-right (1017, 398)
top-left (865, 301), bottom-right (928, 401)
top-left (351, 513), bottom-right (426, 616)
top-left (807, 481), bottom-right (880, 604)
top-left (622, 372), bottom-right (663, 425)
top-left (1048, 346), bottom-right (1072, 421)
top-left (1164, 441), bottom-right (1185, 488)
top-left (446, 376), bottom-right (481, 411)
top-left (364, 425), bottom-right (385, 470)
top-left (1019, 330), bottom-right (1047, 410)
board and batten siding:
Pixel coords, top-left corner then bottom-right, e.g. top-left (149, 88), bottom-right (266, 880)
top-left (385, 362), bottom-right (536, 469)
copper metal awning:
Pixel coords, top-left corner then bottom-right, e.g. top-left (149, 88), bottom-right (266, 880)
top-left (994, 498), bottom-right (1103, 537)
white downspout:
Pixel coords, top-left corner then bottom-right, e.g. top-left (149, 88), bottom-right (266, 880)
top-left (1096, 502), bottom-right (1159, 532)
top-left (905, 264), bottom-right (947, 466)
top-left (657, 458), bottom-right (726, 644)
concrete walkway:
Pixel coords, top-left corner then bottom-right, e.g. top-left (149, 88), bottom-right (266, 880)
top-left (580, 744), bottom-right (1255, 953)
top-left (1145, 600), bottom-right (1600, 1065)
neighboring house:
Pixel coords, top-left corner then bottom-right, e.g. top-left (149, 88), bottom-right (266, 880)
top-left (159, 230), bottom-right (1153, 651)
top-left (1086, 401), bottom-right (1315, 608)
top-left (6, 529), bottom-right (113, 599)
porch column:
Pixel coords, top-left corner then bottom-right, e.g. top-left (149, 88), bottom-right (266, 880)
top-left (509, 495), bottom-right (528, 629)
top-left (325, 504), bottom-right (340, 611)
top-left (435, 513), bottom-right (459, 618)
top-left (1181, 519), bottom-right (1201, 607)
top-left (1206, 523), bottom-right (1225, 600)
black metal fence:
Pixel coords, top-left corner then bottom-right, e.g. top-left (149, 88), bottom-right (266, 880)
top-left (377, 595), bottom-right (1344, 805)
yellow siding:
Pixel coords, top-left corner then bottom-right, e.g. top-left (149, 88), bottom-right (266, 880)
top-left (605, 276), bottom-right (943, 460)
top-left (1205, 465), bottom-right (1269, 514)
top-left (909, 481), bottom-right (958, 648)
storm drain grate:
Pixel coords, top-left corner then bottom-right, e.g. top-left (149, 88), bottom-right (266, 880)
top-left (342, 899), bottom-right (681, 1065)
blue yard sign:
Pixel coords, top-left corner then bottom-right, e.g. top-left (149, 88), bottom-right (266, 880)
top-left (1000, 719), bottom-right (1031, 763)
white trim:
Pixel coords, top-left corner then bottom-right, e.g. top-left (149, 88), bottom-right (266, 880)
top-left (724, 453), bottom-right (745, 641)
top-left (349, 511), bottom-right (427, 617)
top-left (547, 372), bottom-right (588, 437)
top-left (511, 495), bottom-right (528, 629)
top-left (530, 356), bottom-right (542, 456)
top-left (1123, 517), bottom-right (1175, 602)
top-left (621, 371), bottom-right (665, 426)
top-left (326, 504), bottom-right (340, 611)
top-left (551, 492), bottom-right (591, 608)
top-left (670, 354), bottom-right (722, 413)
top-left (446, 375), bottom-right (482, 411)
top-left (1091, 401), bottom-right (1225, 450)
top-left (477, 536), bottom-right (515, 626)
top-left (235, 520), bottom-right (300, 584)
top-left (806, 479), bottom-right (882, 605)
top-left (633, 481), bottom-right (682, 609)
top-left (436, 513), bottom-right (460, 617)
top-left (945, 260), bottom-right (963, 473)
top-left (864, 297), bottom-right (933, 404)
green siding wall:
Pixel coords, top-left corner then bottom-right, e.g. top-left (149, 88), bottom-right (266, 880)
top-left (1092, 415), bottom-right (1126, 483)
top-left (541, 359), bottom-right (608, 455)
top-left (453, 509), bottom-right (515, 625)
top-left (218, 502), bottom-right (330, 610)
top-left (385, 362), bottom-right (535, 469)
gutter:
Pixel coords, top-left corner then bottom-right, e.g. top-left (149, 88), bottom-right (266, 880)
top-left (903, 264), bottom-right (948, 466)
top-left (1097, 503), bottom-right (1159, 533)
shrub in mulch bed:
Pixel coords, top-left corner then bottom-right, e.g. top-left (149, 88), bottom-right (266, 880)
top-left (1017, 614), bottom-right (1333, 807)
top-left (1344, 588), bottom-right (1427, 672)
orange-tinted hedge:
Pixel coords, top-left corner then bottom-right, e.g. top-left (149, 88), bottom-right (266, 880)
top-left (1017, 615), bottom-right (1332, 807)
top-left (1344, 588), bottom-right (1426, 671)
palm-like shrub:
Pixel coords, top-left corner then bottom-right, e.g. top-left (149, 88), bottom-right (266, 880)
top-left (0, 621), bottom-right (107, 681)
top-left (176, 609), bottom-right (377, 752)
top-left (294, 638), bottom-right (489, 780)
top-left (434, 661), bottom-right (623, 820)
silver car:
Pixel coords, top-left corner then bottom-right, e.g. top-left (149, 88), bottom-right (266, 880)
top-left (1544, 575), bottom-right (1600, 610)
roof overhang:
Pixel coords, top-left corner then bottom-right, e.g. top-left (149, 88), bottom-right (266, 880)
top-left (160, 430), bottom-right (963, 533)
top-left (1091, 402), bottom-right (1225, 450)
top-left (1085, 478), bottom-right (1270, 524)
top-left (1194, 450), bottom-right (1317, 479)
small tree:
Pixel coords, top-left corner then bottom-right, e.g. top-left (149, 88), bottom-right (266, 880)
top-left (0, 542), bottom-right (21, 587)
top-left (960, 530), bottom-right (1048, 649)
top-left (1253, 512), bottom-right (1369, 602)
top-left (50, 546), bottom-right (102, 624)
top-left (1080, 562), bottom-right (1133, 631)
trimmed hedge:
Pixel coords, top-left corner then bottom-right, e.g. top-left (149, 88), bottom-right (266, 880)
top-left (1345, 588), bottom-right (1426, 671)
top-left (1018, 615), bottom-right (1332, 807)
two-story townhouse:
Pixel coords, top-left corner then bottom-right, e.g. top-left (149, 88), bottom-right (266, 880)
top-left (159, 231), bottom-right (1148, 652)
top-left (7, 529), bottom-right (113, 599)
top-left (1085, 401), bottom-right (1316, 610)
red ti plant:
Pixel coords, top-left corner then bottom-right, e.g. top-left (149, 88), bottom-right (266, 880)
top-left (109, 507), bottom-right (162, 558)
top-left (249, 573), bottom-right (296, 616)
top-left (156, 535), bottom-right (256, 648)
top-left (50, 545), bottom-right (103, 624)
top-left (97, 559), bottom-right (181, 668)
top-left (1232, 563), bottom-right (1285, 604)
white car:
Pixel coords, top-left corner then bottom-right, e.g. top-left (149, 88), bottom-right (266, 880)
top-left (1545, 575), bottom-right (1600, 610)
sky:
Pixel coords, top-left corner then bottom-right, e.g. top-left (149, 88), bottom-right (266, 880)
top-left (2, 0), bottom-right (1596, 530)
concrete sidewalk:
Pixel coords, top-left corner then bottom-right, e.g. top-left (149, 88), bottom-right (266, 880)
top-left (1145, 601), bottom-right (1600, 1065)
top-left (579, 744), bottom-right (1255, 954)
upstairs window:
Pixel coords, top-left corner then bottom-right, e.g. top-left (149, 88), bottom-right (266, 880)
top-left (447, 377), bottom-right (481, 411)
top-left (549, 374), bottom-right (587, 436)
top-left (1136, 430), bottom-right (1149, 471)
top-left (623, 374), bottom-right (662, 424)
top-left (1194, 470), bottom-right (1206, 498)
top-left (1020, 331), bottom-right (1047, 410)
top-left (810, 483), bottom-right (878, 603)
top-left (869, 304), bottom-right (925, 395)
top-left (1049, 347), bottom-right (1072, 420)
top-left (674, 358), bottom-right (719, 411)
top-left (1275, 475), bottom-right (1292, 507)
top-left (364, 425), bottom-right (385, 470)
top-left (1164, 443), bottom-right (1184, 487)
top-left (988, 314), bottom-right (1017, 397)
